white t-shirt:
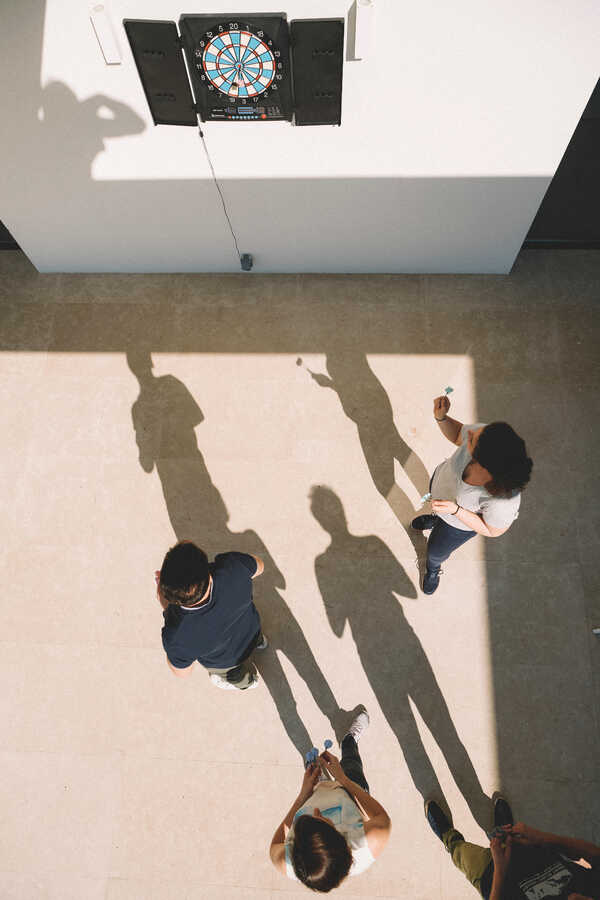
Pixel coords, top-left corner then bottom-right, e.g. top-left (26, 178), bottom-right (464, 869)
top-left (430, 423), bottom-right (521, 532)
top-left (284, 781), bottom-right (375, 880)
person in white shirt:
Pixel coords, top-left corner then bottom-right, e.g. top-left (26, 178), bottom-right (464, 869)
top-left (269, 709), bottom-right (391, 892)
top-left (412, 394), bottom-right (532, 595)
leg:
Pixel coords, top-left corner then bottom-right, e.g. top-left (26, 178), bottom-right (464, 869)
top-left (427, 519), bottom-right (476, 571)
top-left (206, 659), bottom-right (257, 690)
top-left (340, 735), bottom-right (370, 793)
top-left (442, 828), bottom-right (493, 896)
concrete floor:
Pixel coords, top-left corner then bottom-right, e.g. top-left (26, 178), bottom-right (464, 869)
top-left (0, 249), bottom-right (598, 899)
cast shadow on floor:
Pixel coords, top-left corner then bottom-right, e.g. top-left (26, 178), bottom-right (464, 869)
top-left (310, 484), bottom-right (491, 831)
top-left (127, 349), bottom-right (355, 756)
top-left (308, 351), bottom-right (429, 560)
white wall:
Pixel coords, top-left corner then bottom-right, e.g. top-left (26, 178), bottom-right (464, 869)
top-left (1, 0), bottom-right (598, 272)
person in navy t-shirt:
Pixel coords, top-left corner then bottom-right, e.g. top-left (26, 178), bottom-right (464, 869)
top-left (157, 540), bottom-right (268, 691)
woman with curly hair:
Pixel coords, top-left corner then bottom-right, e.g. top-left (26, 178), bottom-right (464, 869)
top-left (269, 709), bottom-right (391, 892)
top-left (412, 394), bottom-right (533, 595)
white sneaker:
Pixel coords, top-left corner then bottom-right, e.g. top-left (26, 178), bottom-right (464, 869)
top-left (256, 633), bottom-right (269, 650)
top-left (209, 673), bottom-right (238, 691)
top-left (344, 706), bottom-right (369, 743)
top-left (209, 672), bottom-right (260, 691)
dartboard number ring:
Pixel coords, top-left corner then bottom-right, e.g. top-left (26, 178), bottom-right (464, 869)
top-left (200, 23), bottom-right (281, 100)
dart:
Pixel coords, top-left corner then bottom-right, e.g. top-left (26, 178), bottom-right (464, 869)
top-left (324, 739), bottom-right (332, 750)
top-left (444, 386), bottom-right (453, 395)
top-left (420, 492), bottom-right (432, 505)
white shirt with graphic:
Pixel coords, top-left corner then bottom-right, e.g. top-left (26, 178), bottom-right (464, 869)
top-left (430, 423), bottom-right (521, 532)
top-left (284, 781), bottom-right (375, 879)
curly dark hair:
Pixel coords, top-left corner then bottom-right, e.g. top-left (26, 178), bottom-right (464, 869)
top-left (472, 422), bottom-right (533, 497)
top-left (291, 814), bottom-right (353, 892)
top-left (159, 541), bottom-right (210, 607)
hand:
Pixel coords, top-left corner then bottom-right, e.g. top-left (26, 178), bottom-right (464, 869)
top-left (431, 499), bottom-right (459, 515)
top-left (310, 371), bottom-right (334, 389)
top-left (502, 822), bottom-right (542, 846)
top-left (490, 834), bottom-right (512, 876)
top-left (433, 395), bottom-right (450, 420)
top-left (318, 751), bottom-right (347, 784)
top-left (299, 763), bottom-right (321, 801)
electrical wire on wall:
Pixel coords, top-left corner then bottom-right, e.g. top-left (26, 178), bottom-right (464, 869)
top-left (196, 118), bottom-right (253, 271)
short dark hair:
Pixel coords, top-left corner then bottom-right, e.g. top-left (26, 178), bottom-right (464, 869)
top-left (159, 541), bottom-right (210, 607)
top-left (473, 422), bottom-right (533, 497)
top-left (291, 815), bottom-right (352, 892)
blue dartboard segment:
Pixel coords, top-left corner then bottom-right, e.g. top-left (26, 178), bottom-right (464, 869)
top-left (202, 30), bottom-right (276, 98)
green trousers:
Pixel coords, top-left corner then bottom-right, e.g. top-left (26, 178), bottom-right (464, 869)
top-left (443, 828), bottom-right (492, 896)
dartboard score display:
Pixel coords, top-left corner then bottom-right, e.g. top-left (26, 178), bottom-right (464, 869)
top-left (179, 15), bottom-right (294, 121)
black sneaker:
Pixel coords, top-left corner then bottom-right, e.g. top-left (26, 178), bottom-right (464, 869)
top-left (425, 800), bottom-right (452, 841)
top-left (493, 794), bottom-right (513, 828)
top-left (423, 567), bottom-right (442, 595)
top-left (412, 514), bottom-right (437, 530)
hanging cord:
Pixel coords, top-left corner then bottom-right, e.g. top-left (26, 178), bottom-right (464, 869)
top-left (197, 119), bottom-right (241, 262)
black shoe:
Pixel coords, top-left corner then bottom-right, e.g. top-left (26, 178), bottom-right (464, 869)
top-left (493, 794), bottom-right (513, 828)
top-left (412, 514), bottom-right (437, 530)
top-left (423, 566), bottom-right (442, 595)
top-left (425, 800), bottom-right (452, 841)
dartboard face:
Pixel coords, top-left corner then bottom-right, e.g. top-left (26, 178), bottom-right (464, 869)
top-left (196, 23), bottom-right (283, 101)
top-left (180, 14), bottom-right (293, 122)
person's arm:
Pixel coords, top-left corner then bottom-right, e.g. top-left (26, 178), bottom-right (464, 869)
top-left (505, 823), bottom-right (600, 866)
top-left (270, 763), bottom-right (321, 874)
top-left (252, 555), bottom-right (264, 578)
top-left (489, 835), bottom-right (512, 900)
top-left (430, 502), bottom-right (509, 537)
top-left (166, 656), bottom-right (194, 678)
top-left (319, 752), bottom-right (391, 858)
top-left (433, 395), bottom-right (463, 446)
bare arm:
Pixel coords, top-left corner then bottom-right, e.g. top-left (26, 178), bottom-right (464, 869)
top-left (429, 502), bottom-right (509, 538)
top-left (252, 555), bottom-right (264, 578)
top-left (166, 656), bottom-right (194, 678)
top-left (270, 764), bottom-right (321, 874)
top-left (319, 752), bottom-right (391, 858)
top-left (433, 395), bottom-right (462, 445)
top-left (506, 823), bottom-right (600, 866)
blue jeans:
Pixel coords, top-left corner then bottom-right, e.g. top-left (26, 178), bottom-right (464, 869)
top-left (426, 517), bottom-right (476, 571)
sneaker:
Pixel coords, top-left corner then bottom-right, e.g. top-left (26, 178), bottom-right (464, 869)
top-left (209, 672), bottom-right (260, 691)
top-left (423, 567), bottom-right (442, 595)
top-left (425, 800), bottom-right (452, 841)
top-left (343, 705), bottom-right (369, 743)
top-left (209, 673), bottom-right (239, 691)
top-left (493, 794), bottom-right (513, 828)
top-left (255, 633), bottom-right (269, 651)
top-left (412, 514), bottom-right (437, 530)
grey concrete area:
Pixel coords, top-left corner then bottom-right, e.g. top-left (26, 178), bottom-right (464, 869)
top-left (0, 249), bottom-right (598, 899)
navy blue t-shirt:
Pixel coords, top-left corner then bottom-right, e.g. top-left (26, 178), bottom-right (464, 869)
top-left (161, 551), bottom-right (260, 670)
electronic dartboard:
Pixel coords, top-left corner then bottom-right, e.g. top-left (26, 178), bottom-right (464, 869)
top-left (179, 14), bottom-right (293, 122)
top-left (124, 14), bottom-right (344, 127)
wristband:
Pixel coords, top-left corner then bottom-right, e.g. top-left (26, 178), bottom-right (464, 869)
top-left (435, 416), bottom-right (447, 422)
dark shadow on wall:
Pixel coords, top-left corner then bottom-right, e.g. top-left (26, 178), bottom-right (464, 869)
top-left (310, 485), bottom-right (491, 830)
top-left (127, 349), bottom-right (354, 757)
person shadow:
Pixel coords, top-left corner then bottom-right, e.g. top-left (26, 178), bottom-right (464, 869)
top-left (127, 350), bottom-right (353, 756)
top-left (307, 351), bottom-right (430, 561)
top-left (310, 485), bottom-right (491, 830)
